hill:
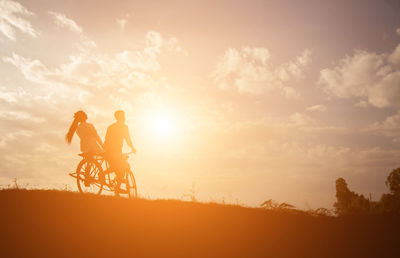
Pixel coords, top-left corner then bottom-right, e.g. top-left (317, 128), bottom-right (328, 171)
top-left (0, 189), bottom-right (399, 257)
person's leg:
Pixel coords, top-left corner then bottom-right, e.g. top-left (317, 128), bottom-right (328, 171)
top-left (98, 153), bottom-right (111, 184)
top-left (114, 155), bottom-right (125, 196)
top-left (114, 172), bottom-right (122, 196)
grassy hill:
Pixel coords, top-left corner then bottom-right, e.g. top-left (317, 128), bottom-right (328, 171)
top-left (0, 189), bottom-right (399, 257)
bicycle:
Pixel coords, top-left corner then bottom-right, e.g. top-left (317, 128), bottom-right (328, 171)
top-left (69, 152), bottom-right (137, 198)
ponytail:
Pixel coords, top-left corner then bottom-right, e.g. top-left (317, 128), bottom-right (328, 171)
top-left (65, 117), bottom-right (79, 144)
top-left (66, 110), bottom-right (87, 144)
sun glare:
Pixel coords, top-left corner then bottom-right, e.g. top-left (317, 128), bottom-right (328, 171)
top-left (146, 109), bottom-right (178, 140)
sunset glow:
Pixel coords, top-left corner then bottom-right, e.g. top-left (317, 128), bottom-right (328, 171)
top-left (146, 109), bottom-right (179, 140)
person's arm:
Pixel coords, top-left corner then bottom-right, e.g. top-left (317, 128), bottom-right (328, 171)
top-left (124, 126), bottom-right (136, 153)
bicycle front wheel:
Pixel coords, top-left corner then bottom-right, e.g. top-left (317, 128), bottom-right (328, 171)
top-left (118, 170), bottom-right (137, 198)
top-left (76, 158), bottom-right (103, 195)
top-left (126, 170), bottom-right (138, 198)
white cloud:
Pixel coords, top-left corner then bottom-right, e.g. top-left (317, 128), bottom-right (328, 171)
top-left (388, 44), bottom-right (400, 64)
top-left (0, 129), bottom-right (33, 147)
top-left (364, 110), bottom-right (400, 141)
top-left (213, 47), bottom-right (311, 97)
top-left (319, 46), bottom-right (400, 108)
top-left (48, 11), bottom-right (96, 51)
top-left (3, 53), bottom-right (52, 85)
top-left (49, 11), bottom-right (82, 34)
top-left (213, 114), bottom-right (387, 176)
top-left (306, 104), bottom-right (327, 112)
top-left (3, 30), bottom-right (183, 99)
top-left (0, 86), bottom-right (17, 102)
top-left (0, 110), bottom-right (44, 123)
top-left (289, 112), bottom-right (318, 127)
top-left (145, 30), bottom-right (183, 54)
top-left (354, 100), bottom-right (369, 108)
top-left (0, 0), bottom-right (38, 40)
top-left (116, 18), bottom-right (127, 32)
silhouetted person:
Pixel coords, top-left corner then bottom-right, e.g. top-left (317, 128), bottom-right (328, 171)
top-left (66, 110), bottom-right (104, 186)
top-left (65, 110), bottom-right (104, 154)
top-left (104, 110), bottom-right (136, 195)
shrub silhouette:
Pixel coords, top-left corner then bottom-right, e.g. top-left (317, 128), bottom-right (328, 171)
top-left (307, 207), bottom-right (333, 217)
top-left (261, 199), bottom-right (295, 210)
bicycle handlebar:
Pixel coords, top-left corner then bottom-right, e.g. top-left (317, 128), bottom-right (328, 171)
top-left (123, 151), bottom-right (136, 155)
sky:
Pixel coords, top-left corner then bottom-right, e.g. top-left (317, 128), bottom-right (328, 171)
top-left (1, 0), bottom-right (400, 209)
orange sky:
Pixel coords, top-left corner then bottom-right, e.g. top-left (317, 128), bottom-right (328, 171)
top-left (1, 0), bottom-right (400, 208)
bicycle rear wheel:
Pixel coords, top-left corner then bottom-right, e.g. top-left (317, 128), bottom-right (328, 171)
top-left (76, 158), bottom-right (103, 195)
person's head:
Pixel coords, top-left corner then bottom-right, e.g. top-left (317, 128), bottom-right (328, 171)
top-left (65, 110), bottom-right (87, 144)
top-left (74, 110), bottom-right (87, 123)
top-left (114, 110), bottom-right (125, 123)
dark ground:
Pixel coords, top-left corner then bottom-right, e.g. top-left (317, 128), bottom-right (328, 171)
top-left (0, 189), bottom-right (399, 257)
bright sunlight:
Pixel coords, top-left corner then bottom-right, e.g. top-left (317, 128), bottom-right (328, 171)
top-left (146, 109), bottom-right (179, 140)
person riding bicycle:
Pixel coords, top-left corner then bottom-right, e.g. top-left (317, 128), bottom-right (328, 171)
top-left (66, 110), bottom-right (104, 186)
top-left (65, 110), bottom-right (104, 154)
top-left (103, 110), bottom-right (136, 195)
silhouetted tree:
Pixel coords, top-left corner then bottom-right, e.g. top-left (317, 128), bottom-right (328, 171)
top-left (380, 193), bottom-right (399, 212)
top-left (333, 178), bottom-right (370, 215)
top-left (386, 168), bottom-right (400, 196)
top-left (379, 168), bottom-right (400, 213)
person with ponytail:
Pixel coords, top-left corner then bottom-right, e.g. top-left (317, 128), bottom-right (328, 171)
top-left (66, 110), bottom-right (104, 154)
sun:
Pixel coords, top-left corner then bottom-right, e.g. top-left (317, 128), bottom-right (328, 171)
top-left (147, 109), bottom-right (178, 139)
top-left (151, 112), bottom-right (173, 136)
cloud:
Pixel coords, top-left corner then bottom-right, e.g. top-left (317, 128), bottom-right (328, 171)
top-left (3, 31), bottom-right (182, 91)
top-left (2, 30), bottom-right (185, 129)
top-left (116, 18), bottom-right (127, 32)
top-left (354, 100), bottom-right (369, 108)
top-left (306, 104), bottom-right (327, 112)
top-left (0, 0), bottom-right (38, 40)
top-left (388, 44), bottom-right (400, 64)
top-left (319, 45), bottom-right (400, 108)
top-left (146, 30), bottom-right (183, 54)
top-left (364, 110), bottom-right (400, 142)
top-left (212, 47), bottom-right (311, 97)
top-left (286, 112), bottom-right (349, 135)
top-left (289, 112), bottom-right (318, 127)
top-left (49, 11), bottom-right (82, 34)
top-left (48, 11), bottom-right (96, 51)
top-left (209, 113), bottom-right (395, 178)
top-left (3, 53), bottom-right (54, 85)
top-left (0, 86), bottom-right (18, 102)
